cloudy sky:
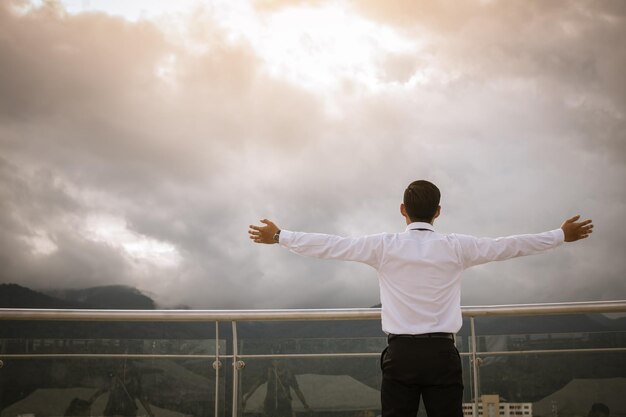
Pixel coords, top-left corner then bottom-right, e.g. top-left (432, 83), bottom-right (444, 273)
top-left (0, 0), bottom-right (624, 309)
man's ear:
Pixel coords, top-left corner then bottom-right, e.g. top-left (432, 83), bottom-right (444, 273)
top-left (433, 206), bottom-right (441, 220)
top-left (400, 203), bottom-right (407, 217)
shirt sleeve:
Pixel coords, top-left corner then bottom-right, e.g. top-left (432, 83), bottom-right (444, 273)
top-left (454, 228), bottom-right (565, 269)
top-left (278, 230), bottom-right (384, 268)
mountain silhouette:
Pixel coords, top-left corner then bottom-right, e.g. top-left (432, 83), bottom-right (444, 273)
top-left (0, 283), bottom-right (84, 308)
top-left (47, 285), bottom-right (155, 309)
top-left (0, 283), bottom-right (155, 309)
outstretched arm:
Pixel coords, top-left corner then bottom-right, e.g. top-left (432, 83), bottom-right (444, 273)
top-left (561, 215), bottom-right (594, 242)
top-left (248, 219), bottom-right (384, 267)
top-left (458, 215), bottom-right (594, 268)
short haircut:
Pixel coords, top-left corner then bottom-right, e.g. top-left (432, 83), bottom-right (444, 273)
top-left (403, 180), bottom-right (441, 222)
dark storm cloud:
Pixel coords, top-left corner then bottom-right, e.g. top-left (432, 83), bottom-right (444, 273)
top-left (0, 0), bottom-right (624, 308)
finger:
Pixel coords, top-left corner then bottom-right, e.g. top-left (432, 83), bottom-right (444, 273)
top-left (261, 219), bottom-right (276, 227)
top-left (575, 219), bottom-right (593, 227)
top-left (566, 215), bottom-right (581, 223)
top-left (577, 226), bottom-right (594, 235)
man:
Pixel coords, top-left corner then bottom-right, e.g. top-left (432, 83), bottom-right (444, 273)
top-left (248, 180), bottom-right (593, 417)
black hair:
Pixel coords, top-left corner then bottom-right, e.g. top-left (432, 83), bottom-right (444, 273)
top-left (403, 180), bottom-right (441, 223)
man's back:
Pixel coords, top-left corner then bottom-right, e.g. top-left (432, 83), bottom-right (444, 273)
top-left (279, 221), bottom-right (564, 334)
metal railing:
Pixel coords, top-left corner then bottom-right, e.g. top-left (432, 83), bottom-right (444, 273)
top-left (3, 300), bottom-right (625, 321)
top-left (1, 300), bottom-right (626, 417)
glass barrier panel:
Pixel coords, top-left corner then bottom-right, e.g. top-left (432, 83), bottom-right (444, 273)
top-left (238, 357), bottom-right (383, 417)
top-left (0, 320), bottom-right (224, 417)
top-left (471, 313), bottom-right (626, 352)
top-left (0, 321), bottom-right (221, 355)
top-left (476, 351), bottom-right (626, 417)
top-left (236, 320), bottom-right (387, 355)
top-left (467, 313), bottom-right (626, 416)
top-left (0, 357), bottom-right (222, 417)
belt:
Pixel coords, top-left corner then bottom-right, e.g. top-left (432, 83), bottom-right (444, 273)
top-left (387, 332), bottom-right (454, 341)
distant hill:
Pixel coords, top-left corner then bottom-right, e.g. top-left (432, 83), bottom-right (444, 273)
top-left (47, 285), bottom-right (156, 309)
top-left (0, 284), bottom-right (207, 340)
top-left (0, 283), bottom-right (155, 310)
top-left (0, 283), bottom-right (85, 308)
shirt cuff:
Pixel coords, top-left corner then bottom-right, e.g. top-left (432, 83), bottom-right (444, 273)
top-left (278, 230), bottom-right (294, 247)
top-left (553, 228), bottom-right (565, 244)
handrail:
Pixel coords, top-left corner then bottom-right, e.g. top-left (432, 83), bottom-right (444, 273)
top-left (461, 300), bottom-right (626, 317)
top-left (0, 300), bottom-right (625, 321)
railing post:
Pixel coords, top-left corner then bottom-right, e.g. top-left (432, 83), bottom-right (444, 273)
top-left (215, 321), bottom-right (220, 417)
top-left (232, 321), bottom-right (239, 417)
top-left (471, 317), bottom-right (479, 417)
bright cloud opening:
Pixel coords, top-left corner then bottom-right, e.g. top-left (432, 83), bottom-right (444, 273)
top-left (54, 0), bottom-right (424, 92)
top-left (83, 214), bottom-right (181, 269)
top-left (250, 5), bottom-right (421, 91)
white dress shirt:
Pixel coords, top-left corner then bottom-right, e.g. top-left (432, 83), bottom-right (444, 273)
top-left (279, 222), bottom-right (564, 335)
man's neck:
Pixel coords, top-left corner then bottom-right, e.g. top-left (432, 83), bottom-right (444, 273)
top-left (405, 217), bottom-right (434, 226)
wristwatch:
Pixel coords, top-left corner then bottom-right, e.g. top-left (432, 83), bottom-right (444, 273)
top-left (273, 230), bottom-right (281, 244)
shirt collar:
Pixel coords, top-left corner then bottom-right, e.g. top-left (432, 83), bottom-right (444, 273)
top-left (405, 222), bottom-right (435, 232)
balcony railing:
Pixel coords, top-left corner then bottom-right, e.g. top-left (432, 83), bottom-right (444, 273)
top-left (1, 300), bottom-right (625, 417)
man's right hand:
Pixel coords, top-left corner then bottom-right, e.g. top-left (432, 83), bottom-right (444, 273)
top-left (561, 215), bottom-right (594, 242)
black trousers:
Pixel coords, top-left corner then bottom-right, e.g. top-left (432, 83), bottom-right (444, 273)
top-left (380, 337), bottom-right (463, 417)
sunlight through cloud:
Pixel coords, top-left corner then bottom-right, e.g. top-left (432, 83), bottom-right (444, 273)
top-left (251, 5), bottom-right (421, 91)
top-left (83, 215), bottom-right (181, 269)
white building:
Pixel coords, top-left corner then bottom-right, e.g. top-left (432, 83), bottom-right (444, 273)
top-left (463, 395), bottom-right (532, 417)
